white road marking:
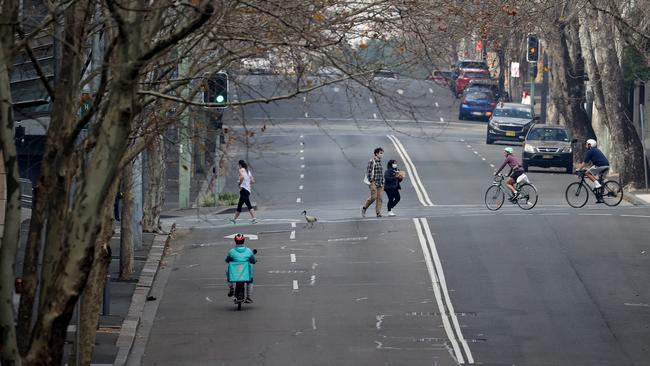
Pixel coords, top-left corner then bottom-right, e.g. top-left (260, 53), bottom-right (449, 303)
top-left (466, 145), bottom-right (472, 148)
top-left (373, 113), bottom-right (378, 119)
top-left (435, 101), bottom-right (439, 107)
top-left (414, 218), bottom-right (474, 364)
top-left (300, 174), bottom-right (304, 179)
top-left (387, 135), bottom-right (435, 206)
top-left (300, 135), bottom-right (303, 138)
top-left (290, 253), bottom-right (296, 263)
top-left (290, 230), bottom-right (295, 240)
top-left (312, 263), bottom-right (318, 270)
top-left (310, 275), bottom-right (316, 285)
top-left (291, 222), bottom-right (296, 228)
top-left (186, 264), bottom-right (199, 268)
top-left (440, 117), bottom-right (444, 122)
top-left (300, 156), bottom-right (304, 160)
top-left (293, 280), bottom-right (299, 290)
top-left (205, 297), bottom-right (213, 303)
top-left (300, 164), bottom-right (305, 168)
top-left (300, 149), bottom-right (304, 153)
top-left (429, 88), bottom-right (434, 94)
top-left (296, 198), bottom-right (302, 203)
top-left (304, 112), bottom-right (309, 118)
top-left (620, 214), bottom-right (650, 218)
top-left (376, 315), bottom-right (387, 330)
top-left (224, 234), bottom-right (258, 240)
top-left (312, 317), bottom-right (317, 330)
top-left (355, 297), bottom-right (368, 302)
top-left (328, 236), bottom-right (368, 242)
top-left (369, 98), bottom-right (374, 104)
top-left (397, 89), bottom-right (404, 95)
top-left (624, 303), bottom-right (650, 307)
top-left (489, 164), bottom-right (495, 168)
top-left (303, 96), bottom-right (307, 102)
top-left (481, 157), bottom-right (486, 161)
top-left (578, 213), bottom-right (613, 216)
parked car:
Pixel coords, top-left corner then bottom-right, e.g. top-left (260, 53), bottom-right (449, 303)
top-left (458, 90), bottom-right (497, 121)
top-left (522, 125), bottom-right (576, 173)
top-left (373, 69), bottom-right (399, 79)
top-left (455, 68), bottom-right (491, 97)
top-left (429, 70), bottom-right (453, 86)
top-left (452, 60), bottom-right (489, 77)
top-left (486, 103), bottom-right (538, 144)
top-left (464, 79), bottom-right (510, 101)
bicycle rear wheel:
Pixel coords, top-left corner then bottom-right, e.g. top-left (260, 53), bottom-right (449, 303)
top-left (565, 182), bottom-right (589, 208)
top-left (485, 185), bottom-right (505, 211)
top-left (516, 183), bottom-right (538, 210)
top-left (602, 180), bottom-right (623, 206)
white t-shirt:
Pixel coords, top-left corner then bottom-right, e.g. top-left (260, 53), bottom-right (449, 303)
top-left (240, 168), bottom-right (253, 191)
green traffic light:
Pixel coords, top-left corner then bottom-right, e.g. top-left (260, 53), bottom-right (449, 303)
top-left (216, 95), bottom-right (224, 103)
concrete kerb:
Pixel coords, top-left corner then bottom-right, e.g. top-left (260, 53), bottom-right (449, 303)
top-left (113, 222), bottom-right (176, 366)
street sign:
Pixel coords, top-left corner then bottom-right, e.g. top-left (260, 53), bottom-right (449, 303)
top-left (511, 62), bottom-right (520, 78)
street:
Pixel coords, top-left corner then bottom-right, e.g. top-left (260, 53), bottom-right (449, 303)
top-left (139, 77), bottom-right (650, 366)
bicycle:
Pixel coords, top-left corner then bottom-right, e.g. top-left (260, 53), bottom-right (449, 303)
top-left (565, 169), bottom-right (622, 208)
top-left (485, 173), bottom-right (538, 211)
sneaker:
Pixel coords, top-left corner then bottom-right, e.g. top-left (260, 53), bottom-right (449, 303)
top-left (376, 213), bottom-right (383, 217)
top-left (361, 207), bottom-right (367, 218)
top-left (594, 181), bottom-right (602, 189)
top-left (387, 211), bottom-right (396, 217)
top-left (595, 198), bottom-right (605, 204)
top-left (244, 297), bottom-right (253, 303)
top-left (227, 287), bottom-right (234, 297)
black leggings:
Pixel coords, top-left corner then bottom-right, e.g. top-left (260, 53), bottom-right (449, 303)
top-left (385, 189), bottom-right (400, 211)
top-left (236, 188), bottom-right (253, 212)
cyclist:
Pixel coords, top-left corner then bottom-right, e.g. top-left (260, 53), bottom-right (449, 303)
top-left (495, 147), bottom-right (525, 202)
top-left (575, 139), bottom-right (609, 203)
top-left (225, 233), bottom-right (257, 303)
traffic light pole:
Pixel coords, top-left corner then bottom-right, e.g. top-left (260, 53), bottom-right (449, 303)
top-left (530, 63), bottom-right (536, 110)
top-left (178, 56), bottom-right (191, 209)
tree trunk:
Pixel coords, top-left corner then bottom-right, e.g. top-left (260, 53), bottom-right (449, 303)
top-left (0, 1), bottom-right (22, 363)
top-left (142, 134), bottom-right (165, 233)
top-left (120, 164), bottom-right (134, 280)
top-left (77, 189), bottom-right (115, 365)
top-left (547, 19), bottom-right (594, 163)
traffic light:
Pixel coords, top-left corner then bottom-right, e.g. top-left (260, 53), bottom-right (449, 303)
top-left (205, 72), bottom-right (228, 107)
top-left (527, 34), bottom-right (539, 63)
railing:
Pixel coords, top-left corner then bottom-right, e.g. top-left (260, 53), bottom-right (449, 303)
top-left (18, 178), bottom-right (33, 208)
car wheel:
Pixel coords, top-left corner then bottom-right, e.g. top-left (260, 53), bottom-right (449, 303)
top-left (486, 136), bottom-right (493, 145)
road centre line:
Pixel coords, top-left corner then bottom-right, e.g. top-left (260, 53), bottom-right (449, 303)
top-left (296, 198), bottom-right (301, 203)
top-left (293, 280), bottom-right (299, 290)
top-left (413, 218), bottom-right (470, 364)
top-left (290, 230), bottom-right (295, 240)
top-left (420, 218), bottom-right (474, 363)
top-left (291, 222), bottom-right (296, 228)
top-left (387, 134), bottom-right (435, 206)
top-left (290, 253), bottom-right (296, 262)
top-left (620, 214), bottom-right (650, 218)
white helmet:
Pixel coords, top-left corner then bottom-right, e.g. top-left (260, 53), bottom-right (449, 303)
top-left (586, 139), bottom-right (597, 148)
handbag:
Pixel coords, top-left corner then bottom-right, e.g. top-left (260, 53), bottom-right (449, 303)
top-left (363, 160), bottom-right (375, 185)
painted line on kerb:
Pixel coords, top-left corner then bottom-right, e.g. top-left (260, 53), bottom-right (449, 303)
top-left (413, 218), bottom-right (465, 363)
top-left (420, 218), bottom-right (474, 363)
top-left (387, 134), bottom-right (435, 206)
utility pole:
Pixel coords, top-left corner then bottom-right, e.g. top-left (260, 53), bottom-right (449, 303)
top-left (527, 34), bottom-right (539, 111)
top-left (178, 56), bottom-right (192, 209)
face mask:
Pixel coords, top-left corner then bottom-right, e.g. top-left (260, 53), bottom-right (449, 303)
top-left (392, 164), bottom-right (397, 169)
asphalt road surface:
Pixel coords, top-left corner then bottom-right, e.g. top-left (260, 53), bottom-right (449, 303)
top-left (140, 75), bottom-right (650, 366)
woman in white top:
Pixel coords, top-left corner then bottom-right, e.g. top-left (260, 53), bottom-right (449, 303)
top-left (231, 160), bottom-right (257, 223)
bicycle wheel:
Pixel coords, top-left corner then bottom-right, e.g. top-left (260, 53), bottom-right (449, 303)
top-left (516, 183), bottom-right (538, 210)
top-left (485, 185), bottom-right (505, 211)
top-left (602, 180), bottom-right (623, 206)
top-left (565, 182), bottom-right (589, 208)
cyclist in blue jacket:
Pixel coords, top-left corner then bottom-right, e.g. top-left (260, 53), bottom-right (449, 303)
top-left (226, 233), bottom-right (257, 303)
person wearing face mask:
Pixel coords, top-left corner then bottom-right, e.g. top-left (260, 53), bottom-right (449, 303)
top-left (362, 147), bottom-right (385, 217)
top-left (384, 159), bottom-right (402, 216)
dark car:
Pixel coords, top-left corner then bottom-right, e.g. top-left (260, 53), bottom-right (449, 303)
top-left (459, 90), bottom-right (497, 121)
top-left (373, 69), bottom-right (399, 79)
top-left (523, 125), bottom-right (575, 173)
top-left (464, 79), bottom-right (510, 101)
top-left (486, 103), bottom-right (537, 144)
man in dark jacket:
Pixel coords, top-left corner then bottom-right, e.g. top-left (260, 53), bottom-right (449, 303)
top-left (384, 159), bottom-right (402, 216)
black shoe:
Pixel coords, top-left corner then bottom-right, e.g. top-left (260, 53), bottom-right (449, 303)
top-left (244, 297), bottom-right (253, 303)
top-left (595, 199), bottom-right (605, 204)
top-left (227, 288), bottom-right (234, 297)
top-left (376, 213), bottom-right (383, 217)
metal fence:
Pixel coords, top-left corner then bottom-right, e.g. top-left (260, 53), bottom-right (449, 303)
top-left (18, 178), bottom-right (33, 208)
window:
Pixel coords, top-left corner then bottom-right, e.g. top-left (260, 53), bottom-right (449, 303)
top-left (527, 128), bottom-right (569, 141)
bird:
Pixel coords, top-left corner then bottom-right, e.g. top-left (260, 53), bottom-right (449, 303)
top-left (302, 210), bottom-right (317, 228)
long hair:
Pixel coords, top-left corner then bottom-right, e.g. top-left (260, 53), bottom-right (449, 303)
top-left (239, 159), bottom-right (248, 171)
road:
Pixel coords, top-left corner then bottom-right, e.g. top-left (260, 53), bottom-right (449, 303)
top-left (138, 75), bottom-right (650, 366)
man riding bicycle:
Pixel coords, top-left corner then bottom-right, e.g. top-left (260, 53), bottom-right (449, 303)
top-left (226, 233), bottom-right (257, 303)
top-left (495, 147), bottom-right (525, 202)
top-left (575, 139), bottom-right (609, 203)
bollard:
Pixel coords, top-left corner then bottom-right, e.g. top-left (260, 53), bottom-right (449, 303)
top-left (102, 273), bottom-right (111, 315)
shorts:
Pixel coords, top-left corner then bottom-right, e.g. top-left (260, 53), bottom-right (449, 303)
top-left (588, 165), bottom-right (609, 177)
top-left (510, 169), bottom-right (524, 182)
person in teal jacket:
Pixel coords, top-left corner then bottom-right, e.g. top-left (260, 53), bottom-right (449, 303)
top-left (226, 233), bottom-right (257, 303)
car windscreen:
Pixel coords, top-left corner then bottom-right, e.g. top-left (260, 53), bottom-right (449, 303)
top-left (466, 91), bottom-right (492, 100)
top-left (527, 128), bottom-right (569, 141)
top-left (493, 107), bottom-right (532, 118)
top-left (463, 72), bottom-right (489, 78)
top-left (460, 62), bottom-right (487, 69)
